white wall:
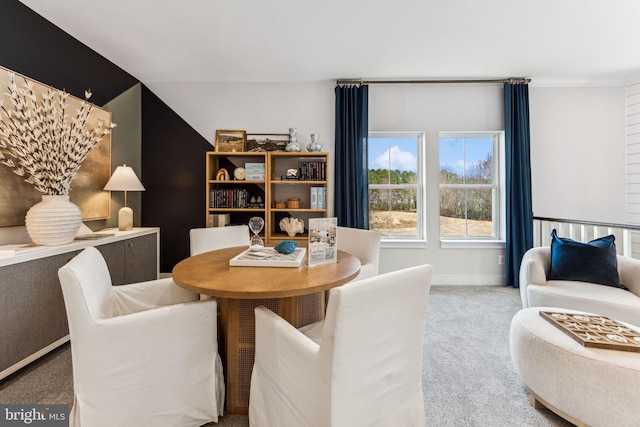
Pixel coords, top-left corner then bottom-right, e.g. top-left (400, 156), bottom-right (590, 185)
top-left (529, 86), bottom-right (626, 223)
top-left (144, 81), bottom-right (627, 285)
top-left (625, 74), bottom-right (640, 258)
top-left (368, 83), bottom-right (506, 284)
top-left (625, 73), bottom-right (640, 226)
top-left (146, 81), bottom-right (335, 153)
top-left (147, 80), bottom-right (336, 211)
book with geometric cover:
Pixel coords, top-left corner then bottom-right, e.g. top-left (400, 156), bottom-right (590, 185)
top-left (229, 247), bottom-right (306, 268)
top-left (540, 311), bottom-right (640, 352)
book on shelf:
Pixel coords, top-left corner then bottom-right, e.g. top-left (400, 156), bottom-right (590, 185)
top-left (0, 243), bottom-right (46, 256)
top-left (310, 187), bottom-right (326, 209)
top-left (298, 160), bottom-right (326, 181)
top-left (209, 189), bottom-right (254, 208)
top-left (244, 162), bottom-right (265, 171)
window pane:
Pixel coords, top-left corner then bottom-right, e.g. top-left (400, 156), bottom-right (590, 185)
top-left (369, 137), bottom-right (418, 185)
top-left (439, 138), bottom-right (464, 184)
top-left (439, 136), bottom-right (493, 184)
top-left (467, 188), bottom-right (493, 237)
top-left (369, 188), bottom-right (418, 237)
top-left (369, 137), bottom-right (390, 184)
top-left (369, 188), bottom-right (392, 235)
top-left (390, 188), bottom-right (417, 236)
top-left (465, 137), bottom-right (493, 185)
top-left (440, 188), bottom-right (493, 237)
top-left (440, 188), bottom-right (465, 220)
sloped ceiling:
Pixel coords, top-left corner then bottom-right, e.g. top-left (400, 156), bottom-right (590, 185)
top-left (18, 0), bottom-right (640, 86)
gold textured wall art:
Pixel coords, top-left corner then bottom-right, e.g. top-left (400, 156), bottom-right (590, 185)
top-left (0, 65), bottom-right (112, 227)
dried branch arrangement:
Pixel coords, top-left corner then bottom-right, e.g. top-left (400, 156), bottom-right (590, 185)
top-left (0, 72), bottom-right (115, 195)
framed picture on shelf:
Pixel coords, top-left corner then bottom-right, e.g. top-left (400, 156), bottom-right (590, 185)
top-left (215, 130), bottom-right (246, 152)
top-left (308, 217), bottom-right (338, 266)
top-left (246, 134), bottom-right (289, 152)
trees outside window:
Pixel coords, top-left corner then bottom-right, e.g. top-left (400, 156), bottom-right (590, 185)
top-left (439, 132), bottom-right (503, 239)
top-left (368, 133), bottom-right (424, 241)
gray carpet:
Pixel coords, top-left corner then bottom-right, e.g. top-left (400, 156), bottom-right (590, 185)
top-left (0, 285), bottom-right (573, 426)
top-left (423, 286), bottom-right (572, 426)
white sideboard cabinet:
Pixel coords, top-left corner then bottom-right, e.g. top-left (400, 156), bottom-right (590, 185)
top-left (0, 228), bottom-right (159, 380)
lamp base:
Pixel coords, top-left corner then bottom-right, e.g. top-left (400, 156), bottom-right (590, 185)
top-left (118, 206), bottom-right (134, 231)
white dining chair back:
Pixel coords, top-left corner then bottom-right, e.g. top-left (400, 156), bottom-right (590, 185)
top-left (337, 226), bottom-right (381, 280)
top-left (190, 225), bottom-right (250, 256)
top-left (249, 263), bottom-right (433, 427)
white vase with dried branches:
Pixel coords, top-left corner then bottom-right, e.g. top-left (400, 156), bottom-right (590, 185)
top-left (0, 72), bottom-right (115, 245)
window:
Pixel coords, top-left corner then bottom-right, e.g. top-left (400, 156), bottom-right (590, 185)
top-left (368, 132), bottom-right (425, 243)
top-left (439, 131), bottom-right (504, 241)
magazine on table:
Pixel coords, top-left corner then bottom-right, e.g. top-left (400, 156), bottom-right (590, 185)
top-left (308, 217), bottom-right (337, 266)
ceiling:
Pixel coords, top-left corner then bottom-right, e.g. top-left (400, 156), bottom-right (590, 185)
top-left (19, 0), bottom-right (640, 86)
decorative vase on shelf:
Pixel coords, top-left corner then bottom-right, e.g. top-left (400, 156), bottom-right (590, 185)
top-left (307, 134), bottom-right (322, 152)
top-left (25, 195), bottom-right (82, 246)
top-left (285, 127), bottom-right (301, 152)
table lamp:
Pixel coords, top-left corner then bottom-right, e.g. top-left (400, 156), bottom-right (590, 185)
top-left (103, 164), bottom-right (145, 231)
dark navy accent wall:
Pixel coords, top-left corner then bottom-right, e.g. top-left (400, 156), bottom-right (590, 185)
top-left (1, 0), bottom-right (210, 272)
top-left (141, 86), bottom-right (210, 272)
top-left (0, 1), bottom-right (138, 105)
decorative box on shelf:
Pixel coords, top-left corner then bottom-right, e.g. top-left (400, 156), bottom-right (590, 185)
top-left (208, 213), bottom-right (231, 227)
top-left (245, 162), bottom-right (265, 181)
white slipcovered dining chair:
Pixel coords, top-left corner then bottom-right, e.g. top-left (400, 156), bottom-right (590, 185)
top-left (190, 225), bottom-right (250, 256)
top-left (337, 226), bottom-right (381, 280)
top-left (249, 264), bottom-right (433, 427)
top-left (58, 246), bottom-right (224, 427)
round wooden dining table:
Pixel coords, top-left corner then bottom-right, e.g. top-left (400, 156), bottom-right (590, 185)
top-left (172, 246), bottom-right (361, 414)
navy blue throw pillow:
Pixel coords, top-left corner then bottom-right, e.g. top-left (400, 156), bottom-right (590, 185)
top-left (548, 229), bottom-right (621, 288)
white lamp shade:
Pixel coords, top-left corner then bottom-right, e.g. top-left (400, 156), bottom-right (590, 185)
top-left (103, 166), bottom-right (145, 191)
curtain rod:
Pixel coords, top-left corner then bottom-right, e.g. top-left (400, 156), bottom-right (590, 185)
top-left (335, 78), bottom-right (531, 85)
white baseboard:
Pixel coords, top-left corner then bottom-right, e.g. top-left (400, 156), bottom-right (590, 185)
top-left (431, 274), bottom-right (506, 286)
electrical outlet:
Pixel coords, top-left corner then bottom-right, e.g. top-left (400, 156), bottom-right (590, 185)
top-left (498, 255), bottom-right (505, 265)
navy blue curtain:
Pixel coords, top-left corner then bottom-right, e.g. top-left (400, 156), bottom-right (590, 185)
top-left (504, 83), bottom-right (533, 288)
top-left (334, 85), bottom-right (369, 228)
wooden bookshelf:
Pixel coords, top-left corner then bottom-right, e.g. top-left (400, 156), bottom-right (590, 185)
top-left (206, 151), bottom-right (329, 245)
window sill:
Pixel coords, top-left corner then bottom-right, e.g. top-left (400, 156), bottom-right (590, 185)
top-left (381, 239), bottom-right (428, 249)
top-left (440, 239), bottom-right (505, 249)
